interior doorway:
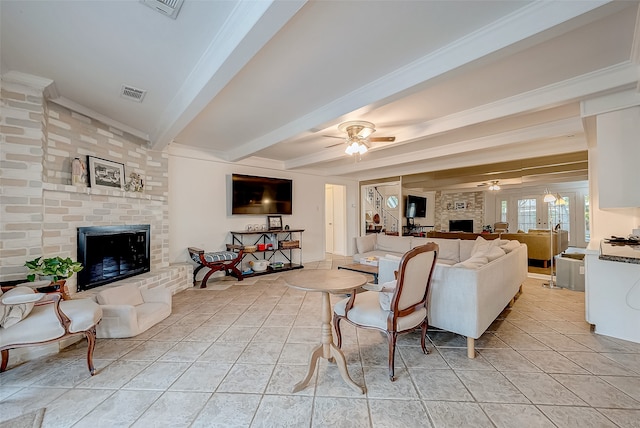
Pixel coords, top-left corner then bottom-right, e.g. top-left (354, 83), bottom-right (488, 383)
top-left (325, 184), bottom-right (347, 255)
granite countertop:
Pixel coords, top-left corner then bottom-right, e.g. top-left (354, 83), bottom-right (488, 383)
top-left (599, 241), bottom-right (640, 264)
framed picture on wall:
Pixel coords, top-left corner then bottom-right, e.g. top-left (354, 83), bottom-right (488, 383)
top-left (455, 202), bottom-right (467, 210)
top-left (267, 215), bottom-right (283, 230)
top-left (88, 156), bottom-right (125, 190)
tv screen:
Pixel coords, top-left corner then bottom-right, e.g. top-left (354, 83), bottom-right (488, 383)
top-left (231, 174), bottom-right (292, 215)
top-left (406, 195), bottom-right (427, 218)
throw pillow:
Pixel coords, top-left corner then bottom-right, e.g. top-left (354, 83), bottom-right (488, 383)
top-left (470, 236), bottom-right (491, 258)
top-left (355, 234), bottom-right (376, 254)
top-left (500, 240), bottom-right (521, 253)
top-left (378, 280), bottom-right (397, 311)
top-left (485, 246), bottom-right (506, 261)
top-left (0, 286), bottom-right (36, 328)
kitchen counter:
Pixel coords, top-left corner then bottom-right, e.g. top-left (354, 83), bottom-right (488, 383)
top-left (599, 241), bottom-right (640, 264)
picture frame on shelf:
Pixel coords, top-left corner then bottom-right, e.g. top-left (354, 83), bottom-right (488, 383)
top-left (267, 215), bottom-right (283, 230)
top-left (454, 202), bottom-right (467, 210)
top-left (88, 156), bottom-right (125, 190)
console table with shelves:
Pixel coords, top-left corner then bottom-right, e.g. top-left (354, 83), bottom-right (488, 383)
top-left (229, 229), bottom-right (304, 277)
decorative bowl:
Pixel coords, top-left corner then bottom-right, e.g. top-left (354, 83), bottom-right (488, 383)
top-left (249, 260), bottom-right (269, 272)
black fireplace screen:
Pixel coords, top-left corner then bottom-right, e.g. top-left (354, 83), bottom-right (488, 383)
top-left (77, 225), bottom-right (150, 291)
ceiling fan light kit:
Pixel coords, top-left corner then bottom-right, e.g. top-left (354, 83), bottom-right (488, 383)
top-left (336, 120), bottom-right (395, 156)
top-left (488, 181), bottom-right (501, 191)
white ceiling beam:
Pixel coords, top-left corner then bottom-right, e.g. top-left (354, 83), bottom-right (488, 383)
top-left (149, 0), bottom-right (307, 150)
top-left (225, 0), bottom-right (613, 162)
top-left (284, 61), bottom-right (637, 170)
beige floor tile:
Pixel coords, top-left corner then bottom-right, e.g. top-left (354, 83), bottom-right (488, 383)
top-left (251, 395), bottom-right (313, 428)
top-left (0, 387), bottom-right (68, 423)
top-left (158, 340), bottom-right (211, 361)
top-left (315, 361), bottom-right (365, 398)
top-left (78, 360), bottom-right (150, 389)
top-left (551, 374), bottom-right (640, 409)
top-left (424, 401), bottom-right (494, 428)
top-left (191, 393), bottom-right (261, 428)
top-left (122, 361), bottom-right (190, 390)
top-left (265, 364), bottom-right (317, 396)
top-left (131, 391), bottom-right (210, 427)
top-left (363, 366), bottom-right (418, 399)
top-left (40, 388), bottom-right (114, 428)
top-left (237, 341), bottom-right (284, 364)
top-left (217, 363), bottom-right (275, 394)
top-left (600, 375), bottom-right (640, 402)
top-left (502, 372), bottom-right (586, 406)
top-left (368, 399), bottom-right (433, 428)
top-left (530, 332), bottom-right (592, 352)
top-left (169, 361), bottom-right (232, 392)
top-left (601, 352), bottom-right (640, 375)
top-left (456, 370), bottom-right (530, 403)
top-left (481, 403), bottom-right (555, 428)
top-left (217, 326), bottom-right (260, 342)
top-left (312, 396), bottom-right (370, 428)
top-left (439, 348), bottom-right (495, 371)
top-left (493, 332), bottom-right (551, 351)
top-left (197, 341), bottom-right (247, 363)
top-left (398, 346), bottom-right (449, 369)
top-left (73, 389), bottom-right (161, 428)
top-left (517, 350), bottom-right (590, 374)
top-left (120, 340), bottom-right (175, 361)
top-left (561, 351), bottom-right (634, 375)
top-left (537, 405), bottom-right (618, 428)
top-left (597, 408), bottom-right (640, 428)
top-left (479, 348), bottom-right (541, 372)
top-left (409, 369), bottom-right (474, 401)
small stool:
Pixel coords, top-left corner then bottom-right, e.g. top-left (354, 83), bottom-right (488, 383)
top-left (188, 247), bottom-right (244, 288)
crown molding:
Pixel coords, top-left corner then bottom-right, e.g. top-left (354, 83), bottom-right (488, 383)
top-left (2, 71), bottom-right (57, 98)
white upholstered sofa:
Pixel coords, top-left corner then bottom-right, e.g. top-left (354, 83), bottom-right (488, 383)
top-left (369, 236), bottom-right (528, 358)
top-left (95, 283), bottom-right (172, 338)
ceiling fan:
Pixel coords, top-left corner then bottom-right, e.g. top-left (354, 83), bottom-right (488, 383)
top-left (325, 120), bottom-right (395, 155)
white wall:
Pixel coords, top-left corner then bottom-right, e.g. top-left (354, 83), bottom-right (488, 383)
top-left (168, 147), bottom-right (359, 265)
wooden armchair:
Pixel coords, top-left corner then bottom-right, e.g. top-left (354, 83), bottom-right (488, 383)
top-left (333, 243), bottom-right (438, 380)
top-left (1, 286), bottom-right (102, 375)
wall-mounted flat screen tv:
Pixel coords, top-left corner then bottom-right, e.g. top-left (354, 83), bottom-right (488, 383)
top-left (231, 174), bottom-right (292, 215)
top-left (406, 195), bottom-right (427, 218)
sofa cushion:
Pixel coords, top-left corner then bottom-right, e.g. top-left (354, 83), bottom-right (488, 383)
top-left (376, 235), bottom-right (411, 253)
top-left (413, 237), bottom-right (460, 263)
top-left (453, 256), bottom-right (489, 269)
top-left (459, 240), bottom-right (475, 261)
top-left (485, 246), bottom-right (506, 261)
top-left (96, 283), bottom-right (145, 306)
top-left (355, 234), bottom-right (377, 254)
top-left (0, 286), bottom-right (36, 328)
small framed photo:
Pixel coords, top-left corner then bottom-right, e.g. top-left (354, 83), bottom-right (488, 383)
top-left (88, 156), bottom-right (125, 190)
top-left (267, 215), bottom-right (283, 230)
top-left (455, 202), bottom-right (467, 210)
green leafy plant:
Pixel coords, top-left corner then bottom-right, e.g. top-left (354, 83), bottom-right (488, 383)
top-left (24, 256), bottom-right (83, 282)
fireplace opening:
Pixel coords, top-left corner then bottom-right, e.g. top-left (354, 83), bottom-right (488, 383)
top-left (77, 225), bottom-right (150, 291)
top-left (449, 219), bottom-right (473, 233)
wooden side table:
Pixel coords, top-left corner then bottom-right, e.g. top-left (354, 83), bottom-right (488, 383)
top-left (284, 269), bottom-right (367, 394)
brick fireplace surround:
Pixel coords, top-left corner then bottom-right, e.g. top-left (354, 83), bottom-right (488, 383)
top-left (1, 74), bottom-right (191, 365)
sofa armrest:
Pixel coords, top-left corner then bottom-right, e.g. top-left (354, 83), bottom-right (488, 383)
top-left (140, 287), bottom-right (172, 308)
top-left (97, 304), bottom-right (139, 335)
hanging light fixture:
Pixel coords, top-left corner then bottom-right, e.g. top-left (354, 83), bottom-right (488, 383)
top-left (543, 189), bottom-right (557, 203)
top-left (488, 181), bottom-right (501, 191)
top-left (555, 193), bottom-right (567, 205)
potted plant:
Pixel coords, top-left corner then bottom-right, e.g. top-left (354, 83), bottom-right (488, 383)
top-left (24, 256), bottom-right (83, 283)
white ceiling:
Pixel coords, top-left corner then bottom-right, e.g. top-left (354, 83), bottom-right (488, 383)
top-left (2, 0), bottom-right (638, 187)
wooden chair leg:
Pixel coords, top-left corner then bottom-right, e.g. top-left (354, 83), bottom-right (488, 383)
top-left (420, 322), bottom-right (430, 354)
top-left (1, 349), bottom-right (8, 372)
top-left (388, 331), bottom-right (398, 381)
top-left (85, 327), bottom-right (97, 375)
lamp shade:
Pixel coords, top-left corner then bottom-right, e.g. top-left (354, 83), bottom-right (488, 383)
top-left (543, 189), bottom-right (556, 203)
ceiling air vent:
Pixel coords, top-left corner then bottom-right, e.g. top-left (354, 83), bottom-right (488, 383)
top-left (120, 85), bottom-right (147, 103)
top-left (140, 0), bottom-right (184, 19)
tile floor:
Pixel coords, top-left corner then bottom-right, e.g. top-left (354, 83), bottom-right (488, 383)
top-left (1, 254), bottom-right (640, 427)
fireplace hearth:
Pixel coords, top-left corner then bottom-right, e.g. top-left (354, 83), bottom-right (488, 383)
top-left (77, 225), bottom-right (150, 291)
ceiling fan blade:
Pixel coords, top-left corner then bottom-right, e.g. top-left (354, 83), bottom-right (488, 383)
top-left (325, 142), bottom-right (344, 148)
top-left (322, 135), bottom-right (343, 139)
top-left (370, 136), bottom-right (395, 142)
